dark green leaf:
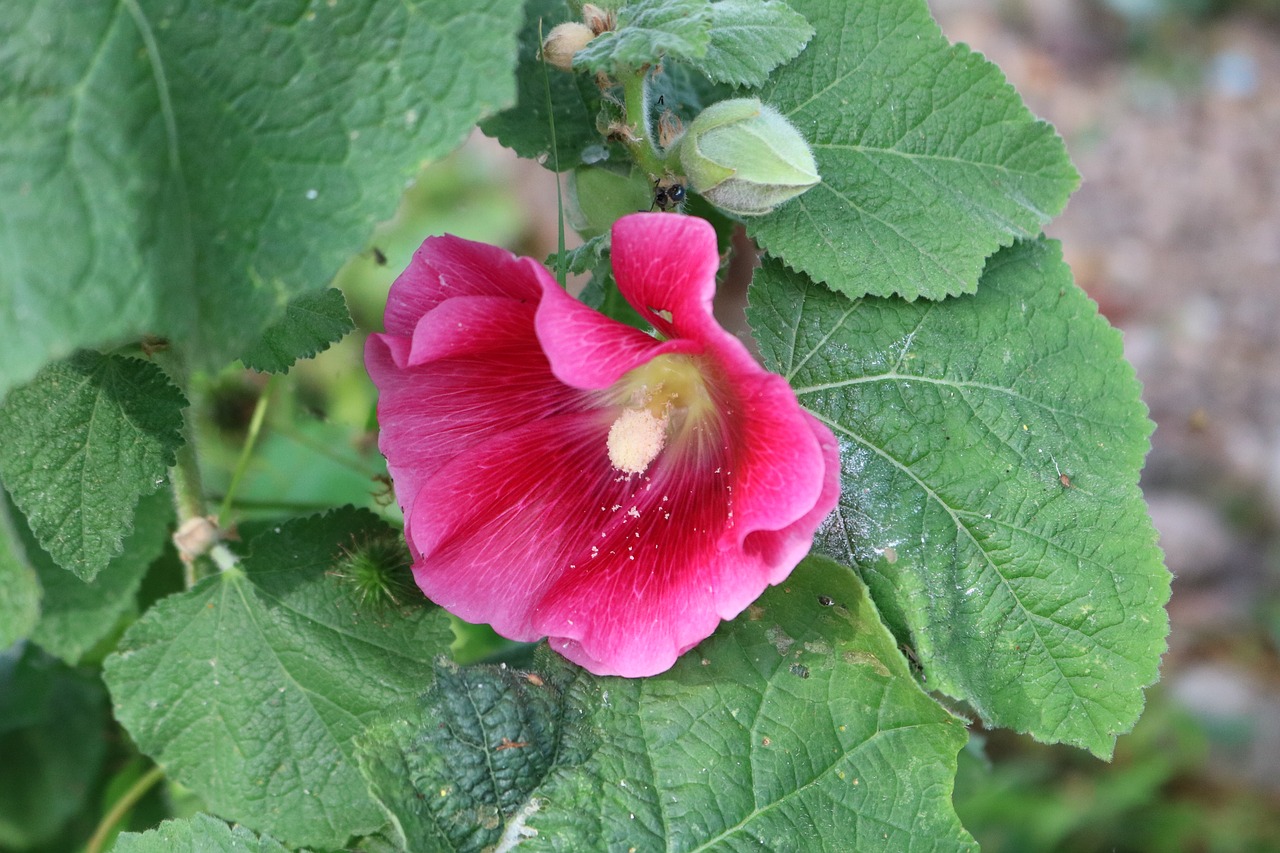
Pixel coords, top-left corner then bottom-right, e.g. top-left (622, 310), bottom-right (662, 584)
top-left (240, 288), bottom-right (354, 374)
top-left (481, 0), bottom-right (611, 170)
top-left (0, 352), bottom-right (185, 580)
top-left (0, 500), bottom-right (41, 649)
top-left (748, 239), bottom-right (1169, 757)
top-left (28, 490), bottom-right (172, 665)
top-left (364, 558), bottom-right (975, 851)
top-left (113, 813), bottom-right (297, 853)
top-left (0, 645), bottom-right (108, 849)
top-left (525, 556), bottom-right (974, 850)
top-left (574, 0), bottom-right (714, 74)
top-left (690, 0), bottom-right (815, 88)
top-left (749, 0), bottom-right (1079, 300)
top-left (356, 659), bottom-right (589, 853)
top-left (0, 0), bottom-right (522, 398)
top-left (549, 233), bottom-right (611, 277)
top-left (104, 508), bottom-right (455, 850)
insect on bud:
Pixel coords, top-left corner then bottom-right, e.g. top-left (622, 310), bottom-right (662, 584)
top-left (678, 98), bottom-right (820, 216)
top-left (582, 3), bottom-right (616, 35)
top-left (541, 22), bottom-right (595, 72)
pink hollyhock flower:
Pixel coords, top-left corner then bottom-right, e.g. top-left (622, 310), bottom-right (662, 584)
top-left (365, 213), bottom-right (839, 677)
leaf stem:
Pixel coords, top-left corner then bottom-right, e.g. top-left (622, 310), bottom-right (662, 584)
top-left (217, 375), bottom-right (275, 524)
top-left (86, 765), bottom-right (165, 853)
top-left (155, 349), bottom-right (217, 586)
top-left (540, 18), bottom-right (568, 288)
top-left (620, 69), bottom-right (666, 177)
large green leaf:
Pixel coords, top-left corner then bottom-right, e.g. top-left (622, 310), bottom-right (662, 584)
top-left (573, 0), bottom-right (713, 74)
top-left (0, 352), bottom-right (185, 580)
top-left (748, 239), bottom-right (1169, 757)
top-left (103, 508), bottom-right (455, 850)
top-left (113, 813), bottom-right (296, 853)
top-left (691, 0), bottom-right (815, 88)
top-left (361, 557), bottom-right (975, 852)
top-left (0, 0), bottom-right (522, 399)
top-left (748, 0), bottom-right (1079, 301)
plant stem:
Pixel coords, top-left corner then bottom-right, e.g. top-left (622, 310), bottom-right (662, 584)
top-left (154, 349), bottom-right (217, 586)
top-left (620, 69), bottom-right (666, 176)
top-left (86, 765), bottom-right (165, 853)
top-left (217, 375), bottom-right (274, 524)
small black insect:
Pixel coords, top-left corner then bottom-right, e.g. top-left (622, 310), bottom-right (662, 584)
top-left (650, 178), bottom-right (687, 212)
top-left (817, 595), bottom-right (835, 607)
top-left (371, 246), bottom-right (388, 265)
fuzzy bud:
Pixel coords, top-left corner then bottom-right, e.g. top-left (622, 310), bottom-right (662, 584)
top-left (541, 22), bottom-right (595, 72)
top-left (678, 98), bottom-right (820, 216)
top-left (582, 3), bottom-right (616, 35)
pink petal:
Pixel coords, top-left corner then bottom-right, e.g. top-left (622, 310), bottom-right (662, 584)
top-left (384, 235), bottom-right (546, 336)
top-left (535, 276), bottom-right (698, 390)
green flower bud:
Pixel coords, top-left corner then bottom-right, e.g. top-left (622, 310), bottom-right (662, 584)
top-left (678, 98), bottom-right (820, 216)
top-left (566, 165), bottom-right (652, 238)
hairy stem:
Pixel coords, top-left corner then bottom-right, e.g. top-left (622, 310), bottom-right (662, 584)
top-left (621, 69), bottom-right (666, 176)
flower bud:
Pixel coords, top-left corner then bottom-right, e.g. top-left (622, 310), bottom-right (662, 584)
top-left (566, 166), bottom-right (652, 238)
top-left (581, 3), bottom-right (616, 35)
top-left (678, 98), bottom-right (820, 216)
top-left (541, 22), bottom-right (595, 72)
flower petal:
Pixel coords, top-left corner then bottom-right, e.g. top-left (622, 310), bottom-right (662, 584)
top-left (535, 278), bottom-right (697, 390)
top-left (384, 235), bottom-right (545, 336)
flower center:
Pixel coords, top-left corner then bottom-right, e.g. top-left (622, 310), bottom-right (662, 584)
top-left (607, 408), bottom-right (668, 474)
top-left (604, 354), bottom-right (715, 475)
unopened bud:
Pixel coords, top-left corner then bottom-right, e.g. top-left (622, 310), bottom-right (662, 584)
top-left (657, 110), bottom-right (684, 151)
top-left (541, 22), bottom-right (595, 72)
top-left (582, 3), bottom-right (616, 35)
top-left (678, 98), bottom-right (820, 216)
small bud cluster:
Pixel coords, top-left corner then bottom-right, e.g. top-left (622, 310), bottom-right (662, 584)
top-left (541, 4), bottom-right (616, 73)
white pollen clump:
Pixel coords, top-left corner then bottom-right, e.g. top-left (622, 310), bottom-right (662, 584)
top-left (607, 408), bottom-right (668, 475)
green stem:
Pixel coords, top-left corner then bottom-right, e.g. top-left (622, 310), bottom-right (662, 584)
top-left (540, 18), bottom-right (568, 287)
top-left (217, 375), bottom-right (275, 524)
top-left (620, 69), bottom-right (666, 176)
top-left (86, 765), bottom-right (165, 853)
top-left (155, 349), bottom-right (216, 586)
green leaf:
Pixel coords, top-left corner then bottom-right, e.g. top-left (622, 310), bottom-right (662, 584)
top-left (0, 644), bottom-right (108, 849)
top-left (574, 0), bottom-right (714, 74)
top-left (103, 508), bottom-right (455, 850)
top-left (0, 352), bottom-right (185, 580)
top-left (747, 239), bottom-right (1170, 757)
top-left (0, 501), bottom-right (41, 649)
top-left (529, 556), bottom-right (974, 850)
top-left (113, 813), bottom-right (297, 853)
top-left (28, 490), bottom-right (172, 665)
top-left (363, 558), bottom-right (974, 851)
top-left (0, 0), bottom-right (522, 399)
top-left (690, 0), bottom-right (815, 88)
top-left (240, 288), bottom-right (354, 374)
top-left (356, 659), bottom-right (588, 853)
top-left (481, 0), bottom-right (611, 170)
top-left (748, 0), bottom-right (1079, 301)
